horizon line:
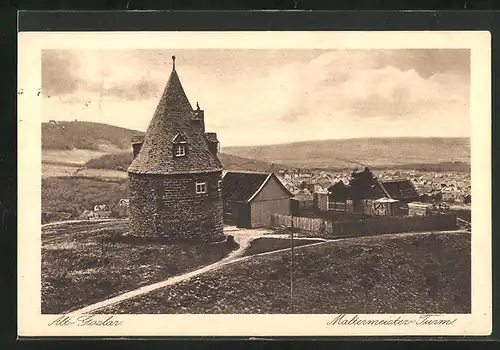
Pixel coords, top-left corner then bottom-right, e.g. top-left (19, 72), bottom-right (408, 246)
top-left (41, 120), bottom-right (471, 148)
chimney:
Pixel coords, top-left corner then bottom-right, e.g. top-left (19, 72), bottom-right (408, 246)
top-left (191, 101), bottom-right (205, 133)
top-left (204, 132), bottom-right (219, 155)
top-left (131, 135), bottom-right (145, 159)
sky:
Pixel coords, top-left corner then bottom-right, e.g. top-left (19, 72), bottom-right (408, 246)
top-left (42, 49), bottom-right (470, 147)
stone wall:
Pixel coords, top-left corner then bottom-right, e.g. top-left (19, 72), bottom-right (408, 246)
top-left (128, 171), bottom-right (224, 242)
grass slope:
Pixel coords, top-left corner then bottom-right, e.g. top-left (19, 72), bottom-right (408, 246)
top-left (43, 121), bottom-right (469, 171)
top-left (42, 121), bottom-right (282, 172)
top-left (223, 137), bottom-right (470, 169)
top-left (83, 151), bottom-right (286, 173)
top-left (242, 237), bottom-right (321, 257)
top-left (42, 220), bottom-right (238, 314)
top-left (42, 121), bottom-right (144, 150)
top-left (84, 151), bottom-right (134, 171)
top-left (42, 148), bottom-right (109, 165)
top-left (99, 232), bottom-right (470, 314)
top-left (42, 177), bottom-right (129, 222)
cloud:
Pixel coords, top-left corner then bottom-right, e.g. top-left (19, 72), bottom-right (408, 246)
top-left (99, 76), bottom-right (161, 100)
top-left (41, 50), bottom-right (87, 96)
top-left (256, 51), bottom-right (470, 125)
top-left (42, 49), bottom-right (470, 146)
top-left (42, 50), bottom-right (165, 101)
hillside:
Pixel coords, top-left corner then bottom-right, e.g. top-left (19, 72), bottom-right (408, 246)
top-left (219, 153), bottom-right (285, 172)
top-left (83, 151), bottom-right (283, 173)
top-left (42, 122), bottom-right (470, 171)
top-left (99, 231), bottom-right (470, 314)
top-left (42, 121), bottom-right (285, 172)
top-left (222, 137), bottom-right (471, 169)
top-left (42, 121), bottom-right (144, 151)
top-left (41, 220), bottom-right (237, 314)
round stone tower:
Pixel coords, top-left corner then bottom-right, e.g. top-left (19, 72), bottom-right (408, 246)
top-left (127, 56), bottom-right (224, 242)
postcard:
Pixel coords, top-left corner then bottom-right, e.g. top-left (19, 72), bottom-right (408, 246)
top-left (18, 30), bottom-right (491, 337)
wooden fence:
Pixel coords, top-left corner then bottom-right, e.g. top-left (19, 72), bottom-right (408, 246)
top-left (269, 213), bottom-right (458, 238)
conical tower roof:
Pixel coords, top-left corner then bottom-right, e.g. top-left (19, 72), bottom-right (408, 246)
top-left (128, 57), bottom-right (222, 175)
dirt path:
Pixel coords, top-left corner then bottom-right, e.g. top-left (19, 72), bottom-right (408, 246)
top-left (65, 228), bottom-right (464, 315)
top-left (42, 218), bottom-right (125, 229)
top-left (68, 228), bottom-right (327, 315)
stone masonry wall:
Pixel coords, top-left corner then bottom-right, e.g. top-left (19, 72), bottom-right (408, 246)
top-left (128, 171), bottom-right (224, 242)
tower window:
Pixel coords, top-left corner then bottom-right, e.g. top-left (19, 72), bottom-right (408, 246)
top-left (172, 133), bottom-right (188, 158)
top-left (196, 181), bottom-right (207, 194)
top-left (174, 144), bottom-right (186, 157)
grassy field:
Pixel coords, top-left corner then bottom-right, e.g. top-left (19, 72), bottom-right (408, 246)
top-left (242, 237), bottom-right (322, 257)
top-left (42, 121), bottom-right (142, 150)
top-left (223, 137), bottom-right (470, 169)
top-left (42, 163), bottom-right (128, 179)
top-left (42, 122), bottom-right (470, 171)
top-left (42, 121), bottom-right (284, 173)
top-left (42, 176), bottom-right (129, 223)
top-left (42, 148), bottom-right (111, 165)
top-left (42, 220), bottom-right (238, 314)
top-left (98, 231), bottom-right (470, 314)
top-left (84, 151), bottom-right (133, 171)
top-left (83, 150), bottom-right (285, 173)
top-left (40, 149), bottom-right (280, 223)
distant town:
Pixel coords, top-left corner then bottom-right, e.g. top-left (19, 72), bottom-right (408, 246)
top-left (275, 167), bottom-right (471, 206)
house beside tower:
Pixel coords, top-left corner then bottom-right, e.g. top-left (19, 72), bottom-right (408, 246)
top-left (127, 56), bottom-right (224, 242)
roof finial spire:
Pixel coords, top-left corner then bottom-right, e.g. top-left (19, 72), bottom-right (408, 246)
top-left (196, 101), bottom-right (200, 110)
top-left (172, 55), bottom-right (176, 71)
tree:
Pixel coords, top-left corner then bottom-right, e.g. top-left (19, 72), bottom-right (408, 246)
top-left (349, 167), bottom-right (379, 200)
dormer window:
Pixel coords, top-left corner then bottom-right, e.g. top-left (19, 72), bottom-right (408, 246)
top-left (172, 133), bottom-right (188, 158)
top-left (175, 144), bottom-right (186, 157)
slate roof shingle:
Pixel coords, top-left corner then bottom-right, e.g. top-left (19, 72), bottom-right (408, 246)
top-left (128, 61), bottom-right (222, 175)
top-left (380, 180), bottom-right (420, 201)
top-left (222, 171), bottom-right (293, 203)
top-left (222, 171), bottom-right (270, 203)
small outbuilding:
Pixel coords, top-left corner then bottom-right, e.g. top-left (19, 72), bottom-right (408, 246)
top-left (372, 197), bottom-right (401, 216)
top-left (408, 202), bottom-right (434, 216)
top-left (221, 171), bottom-right (294, 228)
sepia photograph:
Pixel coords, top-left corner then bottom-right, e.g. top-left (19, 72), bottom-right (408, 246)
top-left (17, 31), bottom-right (491, 337)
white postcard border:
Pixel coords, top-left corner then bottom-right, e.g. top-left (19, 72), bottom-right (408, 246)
top-left (17, 30), bottom-right (492, 337)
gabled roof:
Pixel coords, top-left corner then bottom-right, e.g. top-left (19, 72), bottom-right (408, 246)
top-left (380, 180), bottom-right (419, 201)
top-left (349, 178), bottom-right (388, 200)
top-left (172, 133), bottom-right (187, 143)
top-left (221, 171), bottom-right (293, 203)
top-left (128, 58), bottom-right (222, 175)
